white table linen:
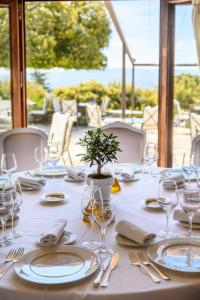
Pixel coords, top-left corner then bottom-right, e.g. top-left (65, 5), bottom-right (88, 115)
top-left (1, 170), bottom-right (200, 300)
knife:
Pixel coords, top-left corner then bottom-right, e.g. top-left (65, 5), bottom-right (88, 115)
top-left (93, 255), bottom-right (112, 287)
top-left (101, 252), bottom-right (120, 287)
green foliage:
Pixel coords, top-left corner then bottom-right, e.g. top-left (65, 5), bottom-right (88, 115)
top-left (174, 73), bottom-right (200, 109)
top-left (31, 70), bottom-right (49, 90)
top-left (27, 81), bottom-right (46, 109)
top-left (0, 9), bottom-right (10, 68)
top-left (0, 80), bottom-right (10, 99)
top-left (78, 128), bottom-right (121, 174)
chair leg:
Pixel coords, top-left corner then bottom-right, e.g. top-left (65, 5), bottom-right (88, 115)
top-left (67, 150), bottom-right (73, 166)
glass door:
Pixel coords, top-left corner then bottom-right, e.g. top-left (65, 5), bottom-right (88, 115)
top-left (0, 5), bottom-right (12, 132)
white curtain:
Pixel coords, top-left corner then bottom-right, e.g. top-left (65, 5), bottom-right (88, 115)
top-left (193, 0), bottom-right (200, 65)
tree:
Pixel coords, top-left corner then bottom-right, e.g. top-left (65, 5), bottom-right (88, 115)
top-left (0, 1), bottom-right (111, 69)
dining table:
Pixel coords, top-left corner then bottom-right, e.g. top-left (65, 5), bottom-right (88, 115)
top-left (0, 168), bottom-right (200, 300)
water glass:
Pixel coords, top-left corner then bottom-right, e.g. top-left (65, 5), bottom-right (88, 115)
top-left (1, 153), bottom-right (17, 184)
top-left (182, 152), bottom-right (194, 187)
top-left (144, 143), bottom-right (157, 175)
top-left (0, 192), bottom-right (10, 247)
top-left (48, 144), bottom-right (61, 180)
top-left (158, 179), bottom-right (179, 238)
top-left (180, 187), bottom-right (200, 238)
top-left (35, 146), bottom-right (48, 176)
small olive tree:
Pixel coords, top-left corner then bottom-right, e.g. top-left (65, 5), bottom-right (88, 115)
top-left (78, 129), bottom-right (121, 174)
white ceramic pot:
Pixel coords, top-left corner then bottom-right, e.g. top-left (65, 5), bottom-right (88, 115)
top-left (87, 174), bottom-right (113, 201)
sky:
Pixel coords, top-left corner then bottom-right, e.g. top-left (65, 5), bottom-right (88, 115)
top-left (102, 0), bottom-right (198, 69)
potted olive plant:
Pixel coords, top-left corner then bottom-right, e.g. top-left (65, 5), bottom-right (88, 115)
top-left (78, 128), bottom-right (121, 200)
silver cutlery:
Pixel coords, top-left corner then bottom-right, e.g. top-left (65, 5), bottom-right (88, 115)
top-left (93, 255), bottom-right (112, 287)
top-left (139, 252), bottom-right (170, 280)
top-left (101, 252), bottom-right (120, 287)
top-left (128, 251), bottom-right (160, 283)
top-left (0, 247), bottom-right (24, 278)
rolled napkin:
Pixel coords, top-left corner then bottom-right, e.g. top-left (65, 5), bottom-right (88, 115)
top-left (163, 175), bottom-right (185, 188)
top-left (120, 168), bottom-right (134, 180)
top-left (174, 209), bottom-right (200, 224)
top-left (18, 177), bottom-right (46, 189)
top-left (115, 220), bottom-right (156, 246)
top-left (67, 167), bottom-right (86, 181)
top-left (39, 219), bottom-right (67, 246)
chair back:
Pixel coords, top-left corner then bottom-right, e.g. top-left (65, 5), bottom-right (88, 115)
top-left (190, 113), bottom-right (200, 139)
top-left (61, 100), bottom-right (78, 121)
top-left (53, 98), bottom-right (61, 112)
top-left (191, 135), bottom-right (200, 165)
top-left (0, 128), bottom-right (48, 171)
top-left (42, 93), bottom-right (50, 114)
top-left (143, 106), bottom-right (158, 130)
top-left (101, 97), bottom-right (110, 116)
top-left (86, 104), bottom-right (102, 128)
top-left (49, 112), bottom-right (69, 143)
top-left (102, 121), bottom-right (146, 164)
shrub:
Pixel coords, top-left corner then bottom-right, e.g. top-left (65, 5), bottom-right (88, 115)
top-left (27, 81), bottom-right (46, 109)
top-left (0, 80), bottom-right (11, 99)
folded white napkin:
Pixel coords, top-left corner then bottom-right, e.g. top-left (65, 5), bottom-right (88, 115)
top-left (67, 167), bottom-right (86, 181)
top-left (164, 175), bottom-right (185, 188)
top-left (115, 220), bottom-right (156, 246)
top-left (39, 219), bottom-right (67, 246)
top-left (174, 209), bottom-right (200, 224)
top-left (120, 168), bottom-right (134, 180)
top-left (18, 177), bottom-right (46, 189)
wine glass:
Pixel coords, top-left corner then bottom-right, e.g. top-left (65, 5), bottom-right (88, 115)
top-left (143, 143), bottom-right (157, 175)
top-left (182, 152), bottom-right (194, 187)
top-left (190, 152), bottom-right (200, 187)
top-left (48, 144), bottom-right (61, 180)
top-left (81, 183), bottom-right (102, 251)
top-left (2, 181), bottom-right (23, 239)
top-left (180, 187), bottom-right (200, 238)
top-left (0, 190), bottom-right (11, 247)
top-left (35, 146), bottom-right (48, 177)
top-left (92, 196), bottom-right (114, 256)
top-left (158, 179), bottom-right (179, 238)
top-left (1, 153), bottom-right (17, 184)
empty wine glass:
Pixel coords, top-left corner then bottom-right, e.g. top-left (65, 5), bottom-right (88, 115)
top-left (92, 196), bottom-right (114, 256)
top-left (48, 144), bottom-right (61, 180)
top-left (35, 146), bottom-right (48, 177)
top-left (0, 190), bottom-right (11, 247)
top-left (1, 153), bottom-right (17, 184)
top-left (144, 143), bottom-right (157, 175)
top-left (182, 152), bottom-right (194, 187)
top-left (180, 187), bottom-right (200, 238)
top-left (81, 182), bottom-right (102, 251)
top-left (2, 181), bottom-right (23, 239)
top-left (158, 179), bottom-right (179, 238)
top-left (190, 152), bottom-right (200, 187)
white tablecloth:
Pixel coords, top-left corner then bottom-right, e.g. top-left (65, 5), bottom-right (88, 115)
top-left (0, 172), bottom-right (200, 300)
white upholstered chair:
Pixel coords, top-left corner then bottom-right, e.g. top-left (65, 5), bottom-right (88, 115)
top-left (52, 98), bottom-right (61, 112)
top-left (190, 113), bottom-right (200, 139)
top-left (29, 93), bottom-right (50, 118)
top-left (0, 128), bottom-right (48, 171)
top-left (191, 135), bottom-right (200, 165)
top-left (61, 99), bottom-right (79, 122)
top-left (86, 104), bottom-right (103, 128)
top-left (102, 121), bottom-right (146, 164)
top-left (143, 105), bottom-right (158, 130)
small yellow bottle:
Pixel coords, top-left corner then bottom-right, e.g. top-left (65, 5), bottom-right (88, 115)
top-left (111, 177), bottom-right (121, 193)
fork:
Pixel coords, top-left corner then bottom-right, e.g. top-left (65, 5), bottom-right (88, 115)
top-left (139, 252), bottom-right (170, 281)
top-left (129, 252), bottom-right (160, 283)
top-left (0, 248), bottom-right (24, 278)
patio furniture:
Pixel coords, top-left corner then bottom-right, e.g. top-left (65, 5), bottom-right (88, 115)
top-left (0, 128), bottom-right (48, 171)
top-left (142, 105), bottom-right (158, 130)
top-left (174, 99), bottom-right (189, 126)
top-left (61, 99), bottom-right (80, 122)
top-left (29, 93), bottom-right (50, 120)
top-left (191, 135), bottom-right (200, 165)
top-left (49, 112), bottom-right (74, 165)
top-left (52, 98), bottom-right (61, 112)
top-left (189, 112), bottom-right (200, 139)
top-left (0, 100), bottom-right (11, 116)
top-left (102, 121), bottom-right (146, 164)
top-left (86, 103), bottom-right (102, 128)
top-left (101, 97), bottom-right (110, 116)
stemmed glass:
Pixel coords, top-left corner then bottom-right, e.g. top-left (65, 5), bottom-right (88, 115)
top-left (1, 153), bottom-right (17, 184)
top-left (0, 190), bottom-right (11, 247)
top-left (158, 179), bottom-right (179, 238)
top-left (92, 196), bottom-right (114, 256)
top-left (190, 152), bottom-right (200, 187)
top-left (35, 146), bottom-right (48, 177)
top-left (2, 181), bottom-right (23, 239)
top-left (182, 152), bottom-right (194, 187)
top-left (180, 187), bottom-right (200, 238)
top-left (81, 183), bottom-right (102, 251)
top-left (48, 144), bottom-right (61, 180)
top-left (143, 143), bottom-right (157, 175)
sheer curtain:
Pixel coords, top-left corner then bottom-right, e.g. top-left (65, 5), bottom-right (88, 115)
top-left (193, 0), bottom-right (200, 65)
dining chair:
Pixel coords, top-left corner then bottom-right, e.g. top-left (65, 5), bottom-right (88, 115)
top-left (52, 98), bottom-right (61, 112)
top-left (61, 99), bottom-right (80, 122)
top-left (191, 135), bottom-right (200, 165)
top-left (49, 112), bottom-right (74, 165)
top-left (29, 93), bottom-right (51, 119)
top-left (86, 103), bottom-right (103, 128)
top-left (189, 112), bottom-right (200, 139)
top-left (102, 121), bottom-right (146, 164)
top-left (142, 105), bottom-right (158, 130)
top-left (174, 99), bottom-right (189, 127)
top-left (0, 128), bottom-right (48, 171)
top-left (101, 97), bottom-right (110, 117)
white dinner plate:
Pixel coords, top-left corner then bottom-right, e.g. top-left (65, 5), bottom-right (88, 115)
top-left (64, 175), bottom-right (85, 182)
top-left (36, 231), bottom-right (76, 247)
top-left (143, 198), bottom-right (163, 211)
top-left (15, 245), bottom-right (100, 284)
top-left (147, 238), bottom-right (200, 273)
top-left (40, 193), bottom-right (69, 204)
top-left (160, 168), bottom-right (197, 181)
top-left (117, 175), bottom-right (139, 183)
top-left (34, 166), bottom-right (68, 177)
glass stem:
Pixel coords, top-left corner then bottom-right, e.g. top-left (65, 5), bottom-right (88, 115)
top-left (1, 219), bottom-right (7, 244)
top-left (101, 227), bottom-right (106, 250)
top-left (166, 210), bottom-right (170, 234)
top-left (188, 175), bottom-right (190, 187)
top-left (188, 213), bottom-right (193, 238)
top-left (11, 212), bottom-right (15, 235)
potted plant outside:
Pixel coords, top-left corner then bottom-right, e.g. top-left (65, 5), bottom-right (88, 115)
top-left (78, 128), bottom-right (121, 200)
